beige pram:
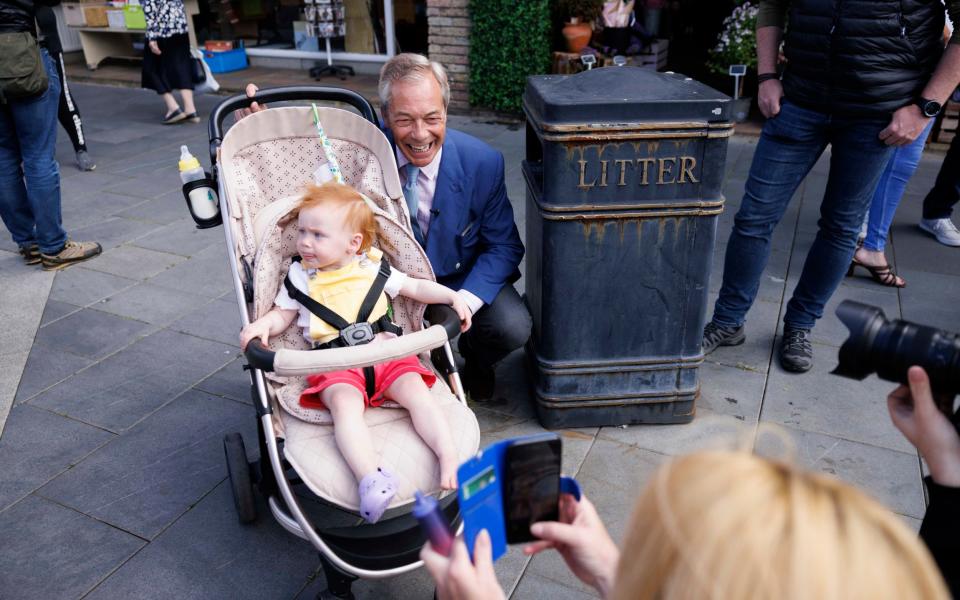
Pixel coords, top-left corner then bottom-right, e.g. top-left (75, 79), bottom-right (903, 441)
top-left (199, 87), bottom-right (481, 598)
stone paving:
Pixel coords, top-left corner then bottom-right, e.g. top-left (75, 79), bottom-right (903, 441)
top-left (1, 82), bottom-right (958, 599)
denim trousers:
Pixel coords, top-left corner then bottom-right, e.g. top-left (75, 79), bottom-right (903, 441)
top-left (921, 126), bottom-right (960, 220)
top-left (0, 49), bottom-right (67, 255)
top-left (862, 120), bottom-right (934, 252)
top-left (713, 100), bottom-right (895, 331)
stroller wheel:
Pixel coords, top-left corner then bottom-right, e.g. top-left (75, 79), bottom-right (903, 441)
top-left (223, 432), bottom-right (257, 524)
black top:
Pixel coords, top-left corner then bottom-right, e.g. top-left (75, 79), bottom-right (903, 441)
top-left (34, 4), bottom-right (60, 54)
top-left (920, 476), bottom-right (960, 598)
top-left (0, 0), bottom-right (60, 36)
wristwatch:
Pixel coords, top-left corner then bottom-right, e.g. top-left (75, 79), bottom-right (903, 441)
top-left (916, 97), bottom-right (943, 118)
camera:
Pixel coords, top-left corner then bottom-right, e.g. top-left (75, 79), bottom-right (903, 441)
top-left (833, 300), bottom-right (960, 417)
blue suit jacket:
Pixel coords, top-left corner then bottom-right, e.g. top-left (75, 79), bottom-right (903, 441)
top-left (387, 128), bottom-right (524, 305)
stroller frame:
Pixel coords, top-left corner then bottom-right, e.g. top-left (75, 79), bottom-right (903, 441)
top-left (205, 87), bottom-right (470, 597)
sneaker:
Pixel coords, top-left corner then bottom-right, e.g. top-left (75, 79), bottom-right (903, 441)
top-left (919, 218), bottom-right (960, 247)
top-left (18, 244), bottom-right (40, 265)
top-left (779, 326), bottom-right (813, 373)
top-left (75, 150), bottom-right (96, 171)
top-left (702, 321), bottom-right (746, 354)
top-left (40, 239), bottom-right (102, 271)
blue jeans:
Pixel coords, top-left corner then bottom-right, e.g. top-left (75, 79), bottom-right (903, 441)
top-left (713, 100), bottom-right (894, 331)
top-left (0, 49), bottom-right (67, 255)
top-left (862, 120), bottom-right (934, 252)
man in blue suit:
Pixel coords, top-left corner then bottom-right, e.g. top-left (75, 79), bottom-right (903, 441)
top-left (242, 54), bottom-right (531, 400)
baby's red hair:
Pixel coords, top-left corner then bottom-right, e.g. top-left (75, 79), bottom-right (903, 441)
top-left (299, 181), bottom-right (377, 252)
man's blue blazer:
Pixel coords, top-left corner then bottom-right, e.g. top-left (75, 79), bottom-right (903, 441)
top-left (387, 128), bottom-right (524, 305)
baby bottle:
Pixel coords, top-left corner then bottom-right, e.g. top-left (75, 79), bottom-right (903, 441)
top-left (178, 145), bottom-right (219, 222)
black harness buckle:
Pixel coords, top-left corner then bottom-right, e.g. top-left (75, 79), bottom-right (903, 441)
top-left (339, 322), bottom-right (376, 346)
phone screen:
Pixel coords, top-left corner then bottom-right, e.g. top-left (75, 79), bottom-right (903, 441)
top-left (502, 437), bottom-right (561, 543)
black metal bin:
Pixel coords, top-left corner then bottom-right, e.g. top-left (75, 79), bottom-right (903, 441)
top-left (523, 66), bottom-right (733, 428)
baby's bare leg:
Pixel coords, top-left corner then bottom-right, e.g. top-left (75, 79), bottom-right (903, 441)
top-left (323, 384), bottom-right (378, 482)
top-left (386, 373), bottom-right (459, 490)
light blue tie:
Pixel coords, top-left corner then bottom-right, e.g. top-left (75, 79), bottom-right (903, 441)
top-left (403, 163), bottom-right (425, 245)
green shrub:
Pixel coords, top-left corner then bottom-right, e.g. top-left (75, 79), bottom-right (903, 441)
top-left (469, 0), bottom-right (551, 113)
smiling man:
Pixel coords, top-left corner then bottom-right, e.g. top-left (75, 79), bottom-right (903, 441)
top-left (377, 54), bottom-right (529, 400)
top-left (242, 53), bottom-right (530, 400)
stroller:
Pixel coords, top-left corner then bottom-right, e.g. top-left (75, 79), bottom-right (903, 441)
top-left (195, 87), bottom-right (481, 598)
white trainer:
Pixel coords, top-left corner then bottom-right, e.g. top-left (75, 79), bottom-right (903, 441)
top-left (919, 218), bottom-right (960, 247)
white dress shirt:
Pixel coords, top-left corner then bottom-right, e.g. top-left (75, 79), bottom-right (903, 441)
top-left (395, 146), bottom-right (484, 315)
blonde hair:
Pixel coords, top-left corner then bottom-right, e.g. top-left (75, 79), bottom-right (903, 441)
top-left (378, 53), bottom-right (451, 115)
top-left (611, 451), bottom-right (948, 600)
top-left (299, 182), bottom-right (376, 253)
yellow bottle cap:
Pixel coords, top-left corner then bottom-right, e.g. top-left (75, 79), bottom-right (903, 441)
top-left (179, 155), bottom-right (201, 171)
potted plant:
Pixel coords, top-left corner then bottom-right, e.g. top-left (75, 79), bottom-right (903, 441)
top-left (559, 0), bottom-right (602, 53)
top-left (707, 1), bottom-right (759, 121)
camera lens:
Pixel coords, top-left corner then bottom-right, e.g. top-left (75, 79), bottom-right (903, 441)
top-left (833, 300), bottom-right (960, 395)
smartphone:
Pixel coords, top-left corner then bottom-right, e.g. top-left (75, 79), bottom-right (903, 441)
top-left (501, 435), bottom-right (561, 543)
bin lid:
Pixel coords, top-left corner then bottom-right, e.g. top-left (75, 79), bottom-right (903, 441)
top-left (524, 67), bottom-right (731, 129)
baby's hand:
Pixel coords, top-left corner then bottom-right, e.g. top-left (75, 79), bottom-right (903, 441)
top-left (239, 320), bottom-right (271, 351)
top-left (450, 295), bottom-right (472, 332)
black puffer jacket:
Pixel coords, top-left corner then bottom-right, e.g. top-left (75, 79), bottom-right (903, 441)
top-left (0, 0), bottom-right (60, 36)
top-left (783, 0), bottom-right (945, 116)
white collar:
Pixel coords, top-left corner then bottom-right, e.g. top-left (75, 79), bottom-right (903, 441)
top-left (395, 145), bottom-right (443, 181)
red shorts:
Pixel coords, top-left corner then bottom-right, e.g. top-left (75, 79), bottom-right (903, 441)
top-left (299, 355), bottom-right (437, 410)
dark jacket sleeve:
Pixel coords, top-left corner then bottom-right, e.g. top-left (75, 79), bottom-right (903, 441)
top-left (919, 476), bottom-right (960, 598)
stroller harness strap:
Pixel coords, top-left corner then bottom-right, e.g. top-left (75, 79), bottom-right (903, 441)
top-left (283, 257), bottom-right (403, 351)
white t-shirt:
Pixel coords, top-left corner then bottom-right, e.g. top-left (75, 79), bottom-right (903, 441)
top-left (275, 255), bottom-right (408, 343)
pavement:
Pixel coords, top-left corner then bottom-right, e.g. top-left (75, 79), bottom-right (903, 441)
top-left (1, 81), bottom-right (958, 599)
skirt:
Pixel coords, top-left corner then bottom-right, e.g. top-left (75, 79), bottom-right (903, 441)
top-left (141, 32), bottom-right (193, 94)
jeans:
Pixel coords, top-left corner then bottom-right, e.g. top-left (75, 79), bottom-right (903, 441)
top-left (713, 100), bottom-right (894, 331)
top-left (921, 128), bottom-right (960, 220)
top-left (862, 120), bottom-right (934, 252)
top-left (0, 49), bottom-right (67, 255)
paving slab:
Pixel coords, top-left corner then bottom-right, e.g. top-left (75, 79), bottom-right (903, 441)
top-left (0, 494), bottom-right (145, 600)
top-left (755, 425), bottom-right (925, 519)
top-left (14, 344), bottom-right (94, 405)
top-left (38, 299), bottom-right (82, 327)
top-left (34, 307), bottom-right (151, 361)
top-left (69, 216), bottom-right (165, 251)
top-left (116, 190), bottom-right (196, 226)
top-left (704, 297), bottom-right (780, 374)
top-left (193, 356), bottom-right (251, 403)
top-left (48, 266), bottom-right (138, 306)
top-left (510, 572), bottom-right (596, 600)
top-left (146, 243), bottom-right (235, 299)
top-left (28, 329), bottom-right (236, 433)
top-left (760, 342), bottom-right (915, 454)
top-left (38, 389), bottom-right (256, 540)
top-left (168, 298), bottom-right (242, 346)
top-left (132, 220), bottom-right (224, 258)
top-left (92, 282), bottom-right (213, 327)
top-left (0, 403), bottom-right (114, 512)
top-left (82, 245), bottom-right (188, 281)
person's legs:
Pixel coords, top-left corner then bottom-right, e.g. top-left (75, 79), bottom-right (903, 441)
top-left (862, 122), bottom-right (933, 254)
top-left (178, 88), bottom-right (196, 114)
top-left (8, 50), bottom-right (68, 255)
top-left (710, 101), bottom-right (829, 330)
top-left (385, 372), bottom-right (458, 489)
top-left (0, 103), bottom-right (38, 253)
top-left (161, 92), bottom-right (180, 115)
top-left (783, 116), bottom-right (895, 332)
top-left (919, 132), bottom-right (960, 246)
top-left (323, 384), bottom-right (378, 481)
top-left (52, 51), bottom-right (85, 153)
top-left (457, 284), bottom-right (531, 399)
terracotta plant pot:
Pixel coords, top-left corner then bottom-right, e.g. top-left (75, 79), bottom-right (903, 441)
top-left (563, 19), bottom-right (592, 53)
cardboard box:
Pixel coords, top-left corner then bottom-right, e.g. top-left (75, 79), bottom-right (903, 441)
top-left (83, 5), bottom-right (109, 27)
top-left (63, 3), bottom-right (86, 26)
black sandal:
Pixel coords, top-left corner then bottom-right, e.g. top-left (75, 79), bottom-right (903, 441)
top-left (847, 258), bottom-right (906, 288)
top-left (162, 108), bottom-right (186, 125)
top-left (184, 111), bottom-right (200, 123)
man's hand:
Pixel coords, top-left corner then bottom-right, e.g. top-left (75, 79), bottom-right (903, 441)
top-left (233, 83), bottom-right (267, 121)
top-left (420, 530), bottom-right (506, 600)
top-left (523, 494), bottom-right (620, 597)
top-left (758, 79), bottom-right (784, 118)
top-left (888, 366), bottom-right (960, 487)
top-left (148, 40), bottom-right (161, 55)
top-left (879, 105), bottom-right (931, 146)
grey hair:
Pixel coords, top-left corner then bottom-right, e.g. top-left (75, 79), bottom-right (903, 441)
top-left (378, 53), bottom-right (451, 116)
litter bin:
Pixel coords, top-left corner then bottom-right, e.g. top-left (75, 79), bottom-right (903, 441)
top-left (523, 67), bottom-right (733, 428)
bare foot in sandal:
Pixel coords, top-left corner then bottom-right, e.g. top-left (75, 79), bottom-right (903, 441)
top-left (849, 247), bottom-right (906, 288)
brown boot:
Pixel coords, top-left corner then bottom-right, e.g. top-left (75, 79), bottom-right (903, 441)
top-left (40, 240), bottom-right (103, 271)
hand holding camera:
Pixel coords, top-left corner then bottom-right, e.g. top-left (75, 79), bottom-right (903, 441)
top-left (888, 366), bottom-right (960, 487)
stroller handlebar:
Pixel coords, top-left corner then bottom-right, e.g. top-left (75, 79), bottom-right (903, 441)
top-left (207, 86), bottom-right (379, 166)
top-left (244, 304), bottom-right (462, 376)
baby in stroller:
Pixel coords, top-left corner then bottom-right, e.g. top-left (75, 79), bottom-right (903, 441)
top-left (240, 180), bottom-right (471, 523)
